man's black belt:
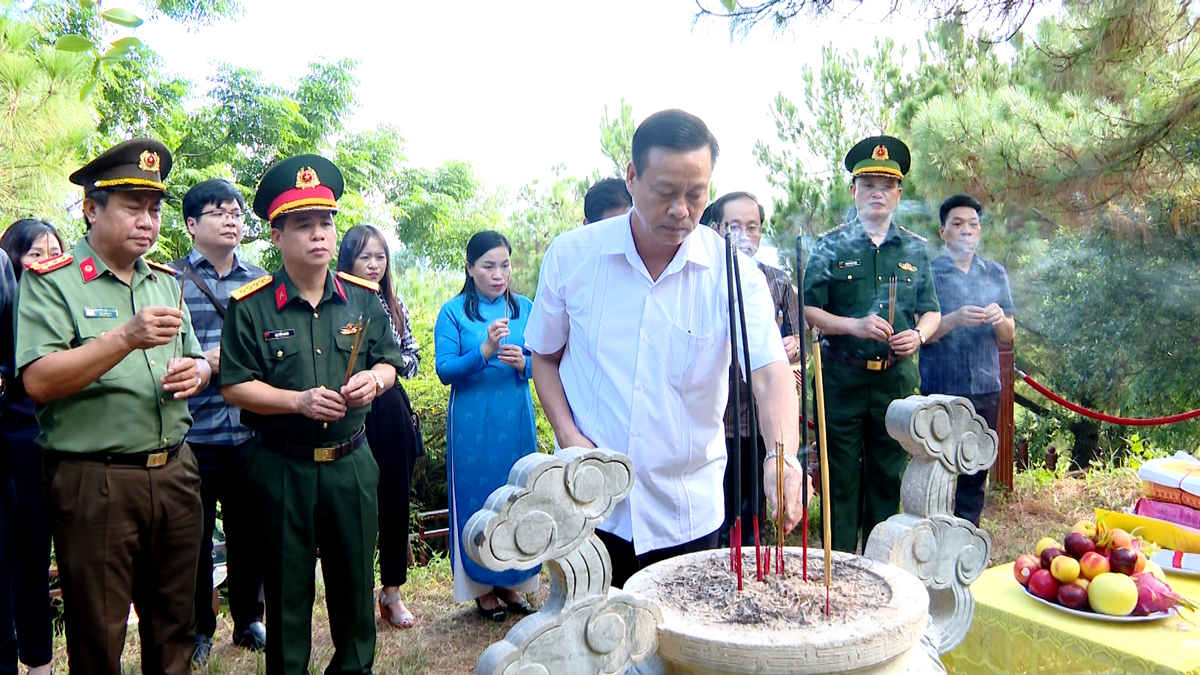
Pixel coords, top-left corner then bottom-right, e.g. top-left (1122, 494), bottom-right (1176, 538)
top-left (47, 440), bottom-right (185, 468)
top-left (823, 346), bottom-right (908, 372)
top-left (256, 427), bottom-right (365, 463)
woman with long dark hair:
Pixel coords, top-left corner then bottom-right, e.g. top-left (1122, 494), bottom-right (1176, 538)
top-left (0, 219), bottom-right (63, 675)
top-left (435, 230), bottom-right (539, 622)
top-left (336, 224), bottom-right (422, 629)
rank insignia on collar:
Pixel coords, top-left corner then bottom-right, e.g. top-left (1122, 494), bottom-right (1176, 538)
top-left (295, 166), bottom-right (321, 189)
top-left (338, 322), bottom-right (361, 335)
top-left (898, 262), bottom-right (917, 272)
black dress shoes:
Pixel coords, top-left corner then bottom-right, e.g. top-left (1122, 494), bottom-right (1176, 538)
top-left (232, 621), bottom-right (267, 651)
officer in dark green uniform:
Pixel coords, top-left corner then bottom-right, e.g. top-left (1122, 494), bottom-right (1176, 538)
top-left (219, 155), bottom-right (402, 675)
top-left (15, 139), bottom-right (209, 675)
top-left (803, 136), bottom-right (942, 553)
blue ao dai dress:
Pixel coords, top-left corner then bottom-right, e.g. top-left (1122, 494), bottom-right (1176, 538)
top-left (435, 291), bottom-right (540, 601)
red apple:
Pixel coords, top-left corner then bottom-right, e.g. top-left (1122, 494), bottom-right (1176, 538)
top-left (1080, 551), bottom-right (1111, 580)
top-left (1064, 531), bottom-right (1096, 560)
top-left (1110, 547), bottom-right (1139, 576)
top-left (1040, 546), bottom-right (1066, 570)
top-left (1057, 581), bottom-right (1090, 610)
top-left (1013, 554), bottom-right (1042, 586)
top-left (1029, 569), bottom-right (1061, 601)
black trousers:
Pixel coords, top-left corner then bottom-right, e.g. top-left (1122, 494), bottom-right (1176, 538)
top-left (597, 528), bottom-right (721, 589)
top-left (722, 434), bottom-right (768, 545)
top-left (0, 421), bottom-right (52, 673)
top-left (189, 440), bottom-right (264, 638)
top-left (364, 386), bottom-right (421, 588)
top-left (952, 392), bottom-right (1001, 527)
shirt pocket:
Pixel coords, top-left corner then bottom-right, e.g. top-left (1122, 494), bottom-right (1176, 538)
top-left (264, 337), bottom-right (303, 389)
top-left (829, 267), bottom-right (868, 311)
top-left (77, 320), bottom-right (139, 381)
top-left (667, 323), bottom-right (716, 391)
top-left (334, 331), bottom-right (362, 372)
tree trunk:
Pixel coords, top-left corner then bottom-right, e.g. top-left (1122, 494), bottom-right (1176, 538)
top-left (1069, 417), bottom-right (1101, 469)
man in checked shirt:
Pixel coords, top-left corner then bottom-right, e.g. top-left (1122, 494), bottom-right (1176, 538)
top-left (174, 179), bottom-right (268, 662)
top-left (708, 191), bottom-right (802, 544)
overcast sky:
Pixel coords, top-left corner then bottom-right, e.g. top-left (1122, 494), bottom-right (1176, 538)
top-left (137, 0), bottom-right (930, 219)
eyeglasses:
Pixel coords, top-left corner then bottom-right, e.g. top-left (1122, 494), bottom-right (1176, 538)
top-left (726, 221), bottom-right (762, 236)
top-left (200, 209), bottom-right (246, 222)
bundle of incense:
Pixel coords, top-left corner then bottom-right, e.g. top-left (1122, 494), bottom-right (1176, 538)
top-left (887, 276), bottom-right (897, 366)
top-left (796, 234), bottom-right (809, 583)
top-left (723, 232), bottom-right (743, 591)
top-left (812, 328), bottom-right (833, 615)
top-left (729, 245), bottom-right (763, 584)
top-left (775, 441), bottom-right (786, 575)
top-left (172, 267), bottom-right (188, 363)
top-left (344, 314), bottom-right (370, 384)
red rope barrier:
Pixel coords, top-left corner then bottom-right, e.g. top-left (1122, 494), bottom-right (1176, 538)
top-left (1019, 371), bottom-right (1200, 426)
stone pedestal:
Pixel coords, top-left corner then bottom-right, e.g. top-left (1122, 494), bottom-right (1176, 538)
top-left (624, 549), bottom-right (940, 675)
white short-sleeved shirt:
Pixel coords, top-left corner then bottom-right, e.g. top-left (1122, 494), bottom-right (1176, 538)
top-left (525, 214), bottom-right (786, 554)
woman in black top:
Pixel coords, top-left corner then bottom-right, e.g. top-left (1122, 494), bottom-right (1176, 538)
top-left (0, 219), bottom-right (64, 675)
top-left (336, 225), bottom-right (422, 629)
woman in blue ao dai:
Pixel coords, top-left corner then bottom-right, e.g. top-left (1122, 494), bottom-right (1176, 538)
top-left (435, 231), bottom-right (539, 622)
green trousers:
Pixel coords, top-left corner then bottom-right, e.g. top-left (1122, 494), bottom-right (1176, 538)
top-left (247, 441), bottom-right (380, 675)
top-left (820, 358), bottom-right (918, 553)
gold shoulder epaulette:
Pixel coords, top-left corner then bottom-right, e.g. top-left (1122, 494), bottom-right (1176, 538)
top-left (336, 271), bottom-right (379, 293)
top-left (819, 223), bottom-right (848, 239)
top-left (898, 226), bottom-right (928, 243)
top-left (146, 260), bottom-right (179, 276)
top-left (27, 253), bottom-right (73, 275)
top-left (230, 275), bottom-right (273, 301)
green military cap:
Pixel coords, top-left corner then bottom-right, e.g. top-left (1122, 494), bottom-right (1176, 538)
top-left (69, 138), bottom-right (172, 194)
top-left (844, 135), bottom-right (910, 180)
top-left (252, 154), bottom-right (344, 223)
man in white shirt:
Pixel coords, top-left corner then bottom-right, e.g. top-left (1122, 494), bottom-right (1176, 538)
top-left (526, 110), bottom-right (805, 587)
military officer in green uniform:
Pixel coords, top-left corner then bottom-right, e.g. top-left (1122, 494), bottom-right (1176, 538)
top-left (803, 136), bottom-right (941, 553)
top-left (15, 139), bottom-right (209, 675)
top-left (220, 155), bottom-right (401, 675)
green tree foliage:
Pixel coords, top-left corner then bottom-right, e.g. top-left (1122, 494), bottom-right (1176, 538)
top-left (0, 8), bottom-right (92, 229)
top-left (506, 165), bottom-right (587, 297)
top-left (393, 160), bottom-right (505, 269)
top-left (599, 98), bottom-right (635, 176)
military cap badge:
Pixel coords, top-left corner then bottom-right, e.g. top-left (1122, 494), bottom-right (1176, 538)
top-left (844, 136), bottom-right (910, 179)
top-left (252, 154), bottom-right (344, 222)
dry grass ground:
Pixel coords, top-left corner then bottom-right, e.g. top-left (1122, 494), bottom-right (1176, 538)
top-left (33, 466), bottom-right (1142, 674)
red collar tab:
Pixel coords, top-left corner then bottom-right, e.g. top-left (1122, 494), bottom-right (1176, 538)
top-left (80, 257), bottom-right (99, 283)
top-left (333, 275), bottom-right (346, 301)
top-left (275, 284), bottom-right (288, 311)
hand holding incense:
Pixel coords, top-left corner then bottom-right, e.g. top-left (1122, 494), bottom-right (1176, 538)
top-left (343, 314), bottom-right (369, 385)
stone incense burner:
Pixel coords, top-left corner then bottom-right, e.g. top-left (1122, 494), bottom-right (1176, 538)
top-left (465, 395), bottom-right (996, 675)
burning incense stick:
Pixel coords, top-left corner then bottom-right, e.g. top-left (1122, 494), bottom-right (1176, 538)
top-left (775, 441), bottom-right (786, 575)
top-left (796, 234), bottom-right (809, 583)
top-left (730, 245), bottom-right (762, 584)
top-left (724, 232), bottom-right (743, 590)
top-left (344, 314), bottom-right (368, 384)
top-left (812, 328), bottom-right (833, 615)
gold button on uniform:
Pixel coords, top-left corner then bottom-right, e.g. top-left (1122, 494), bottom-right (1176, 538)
top-left (322, 423), bottom-right (328, 429)
top-left (150, 360), bottom-right (156, 366)
top-left (276, 350), bottom-right (283, 357)
top-left (316, 348), bottom-right (322, 355)
top-left (313, 312), bottom-right (319, 319)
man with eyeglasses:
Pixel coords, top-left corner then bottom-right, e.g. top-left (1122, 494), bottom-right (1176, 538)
top-left (176, 179), bottom-right (268, 663)
top-left (708, 192), bottom-right (801, 544)
top-left (803, 136), bottom-right (941, 553)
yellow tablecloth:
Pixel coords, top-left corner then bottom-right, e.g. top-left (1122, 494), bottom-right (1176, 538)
top-left (943, 564), bottom-right (1200, 675)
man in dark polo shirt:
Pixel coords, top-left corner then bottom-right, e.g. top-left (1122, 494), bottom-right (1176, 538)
top-left (919, 194), bottom-right (1015, 526)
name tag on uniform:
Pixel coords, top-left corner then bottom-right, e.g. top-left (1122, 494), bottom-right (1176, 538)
top-left (838, 260), bottom-right (861, 269)
top-left (263, 329), bottom-right (295, 340)
top-left (83, 307), bottom-right (119, 318)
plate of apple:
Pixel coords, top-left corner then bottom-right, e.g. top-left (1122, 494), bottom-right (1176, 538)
top-left (1013, 520), bottom-right (1197, 622)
